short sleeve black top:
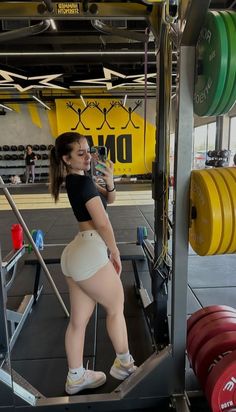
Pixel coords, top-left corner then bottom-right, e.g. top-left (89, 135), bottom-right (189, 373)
top-left (65, 174), bottom-right (107, 222)
top-left (25, 152), bottom-right (36, 166)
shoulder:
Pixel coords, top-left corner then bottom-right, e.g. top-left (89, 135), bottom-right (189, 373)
top-left (66, 174), bottom-right (96, 192)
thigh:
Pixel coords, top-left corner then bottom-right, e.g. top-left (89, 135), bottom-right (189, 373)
top-left (78, 261), bottom-right (125, 313)
top-left (66, 276), bottom-right (96, 325)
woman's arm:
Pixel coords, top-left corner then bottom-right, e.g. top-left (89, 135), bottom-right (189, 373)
top-left (85, 196), bottom-right (121, 274)
top-left (96, 182), bottom-right (116, 204)
top-left (95, 160), bottom-right (116, 204)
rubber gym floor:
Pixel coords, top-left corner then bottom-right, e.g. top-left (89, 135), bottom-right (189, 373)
top-left (1, 182), bottom-right (235, 411)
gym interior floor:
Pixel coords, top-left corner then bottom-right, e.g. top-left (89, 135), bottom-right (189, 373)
top-left (1, 182), bottom-right (235, 411)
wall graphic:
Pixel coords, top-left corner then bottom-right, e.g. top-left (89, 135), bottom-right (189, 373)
top-left (0, 95), bottom-right (156, 176)
top-left (56, 98), bottom-right (156, 175)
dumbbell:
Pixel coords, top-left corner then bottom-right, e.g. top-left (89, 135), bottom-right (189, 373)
top-left (220, 149), bottom-right (230, 158)
top-left (11, 145), bottom-right (17, 151)
top-left (42, 153), bottom-right (49, 160)
top-left (234, 154), bottom-right (236, 166)
top-left (33, 145), bottom-right (40, 151)
top-left (3, 145), bottom-right (10, 151)
top-left (48, 144), bottom-right (54, 150)
top-left (11, 154), bottom-right (18, 161)
top-left (205, 159), bottom-right (215, 166)
top-left (40, 144), bottom-right (47, 151)
top-left (207, 150), bottom-right (213, 157)
top-left (215, 159), bottom-right (228, 167)
top-left (19, 154), bottom-right (25, 160)
top-left (18, 145), bottom-right (25, 151)
top-left (4, 154), bottom-right (11, 160)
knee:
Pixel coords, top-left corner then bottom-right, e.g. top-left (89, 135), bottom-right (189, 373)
top-left (106, 297), bottom-right (125, 317)
top-left (69, 315), bottom-right (91, 330)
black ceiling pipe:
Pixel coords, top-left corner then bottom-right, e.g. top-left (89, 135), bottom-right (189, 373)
top-left (91, 19), bottom-right (149, 42)
top-left (0, 20), bottom-right (50, 42)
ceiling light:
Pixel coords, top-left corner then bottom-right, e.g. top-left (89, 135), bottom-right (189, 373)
top-left (49, 19), bottom-right (57, 30)
top-left (32, 95), bottom-right (51, 110)
top-left (80, 94), bottom-right (87, 107)
top-left (0, 103), bottom-right (13, 111)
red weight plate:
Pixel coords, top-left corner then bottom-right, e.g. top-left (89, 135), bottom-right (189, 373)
top-left (187, 306), bottom-right (236, 333)
top-left (187, 311), bottom-right (236, 354)
top-left (189, 317), bottom-right (236, 371)
top-left (195, 331), bottom-right (236, 387)
top-left (205, 350), bottom-right (236, 412)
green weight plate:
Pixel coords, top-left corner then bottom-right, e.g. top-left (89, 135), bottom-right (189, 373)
top-left (194, 11), bottom-right (229, 117)
top-left (214, 11), bottom-right (236, 115)
top-left (221, 11), bottom-right (236, 114)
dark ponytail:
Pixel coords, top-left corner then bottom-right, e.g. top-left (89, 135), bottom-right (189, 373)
top-left (49, 146), bottom-right (64, 202)
top-left (49, 132), bottom-right (86, 202)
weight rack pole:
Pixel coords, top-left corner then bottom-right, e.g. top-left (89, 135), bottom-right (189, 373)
top-left (0, 177), bottom-right (69, 318)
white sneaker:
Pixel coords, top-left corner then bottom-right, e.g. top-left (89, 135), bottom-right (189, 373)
top-left (65, 369), bottom-right (106, 395)
top-left (110, 355), bottom-right (137, 380)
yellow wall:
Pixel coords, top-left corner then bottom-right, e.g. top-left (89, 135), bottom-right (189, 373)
top-left (55, 98), bottom-right (155, 175)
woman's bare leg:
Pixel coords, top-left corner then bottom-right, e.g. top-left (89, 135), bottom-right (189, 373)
top-left (65, 276), bottom-right (96, 368)
top-left (79, 261), bottom-right (129, 355)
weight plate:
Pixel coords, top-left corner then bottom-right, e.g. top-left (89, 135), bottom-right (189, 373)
top-left (189, 170), bottom-right (222, 255)
top-left (214, 11), bottom-right (236, 115)
top-left (188, 317), bottom-right (236, 371)
top-left (195, 331), bottom-right (236, 388)
top-left (187, 306), bottom-right (236, 334)
top-left (216, 168), bottom-right (236, 253)
top-left (187, 311), bottom-right (236, 355)
top-left (205, 350), bottom-right (236, 412)
top-left (194, 11), bottom-right (229, 116)
top-left (207, 169), bottom-right (233, 254)
top-left (222, 11), bottom-right (236, 114)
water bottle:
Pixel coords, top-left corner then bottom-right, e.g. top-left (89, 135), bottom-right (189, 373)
top-left (11, 224), bottom-right (23, 250)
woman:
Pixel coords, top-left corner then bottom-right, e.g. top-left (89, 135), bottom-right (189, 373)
top-left (25, 145), bottom-right (37, 183)
top-left (49, 132), bottom-right (137, 395)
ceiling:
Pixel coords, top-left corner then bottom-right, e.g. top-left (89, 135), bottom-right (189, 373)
top-left (0, 0), bottom-right (235, 103)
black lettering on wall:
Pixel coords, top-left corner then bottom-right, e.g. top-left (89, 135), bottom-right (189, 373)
top-left (98, 135), bottom-right (116, 163)
top-left (85, 134), bottom-right (132, 164)
top-left (117, 134), bottom-right (132, 163)
top-left (85, 135), bottom-right (94, 148)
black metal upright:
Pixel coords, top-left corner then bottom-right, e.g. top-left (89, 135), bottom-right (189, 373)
top-left (0, 247), bottom-right (9, 363)
top-left (150, 20), bottom-right (171, 348)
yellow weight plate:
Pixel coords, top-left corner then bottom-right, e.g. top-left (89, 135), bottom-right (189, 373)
top-left (189, 170), bottom-right (222, 256)
top-left (216, 168), bottom-right (236, 253)
top-left (227, 167), bottom-right (236, 179)
top-left (207, 168), bottom-right (233, 254)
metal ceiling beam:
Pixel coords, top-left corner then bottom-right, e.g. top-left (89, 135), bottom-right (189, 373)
top-left (4, 35), bottom-right (142, 45)
top-left (0, 2), bottom-right (151, 20)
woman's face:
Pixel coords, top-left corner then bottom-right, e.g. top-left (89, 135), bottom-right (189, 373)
top-left (66, 138), bottom-right (91, 174)
top-left (27, 146), bottom-right (32, 153)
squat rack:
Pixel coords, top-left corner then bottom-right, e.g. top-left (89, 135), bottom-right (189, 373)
top-left (0, 1), bottom-right (210, 411)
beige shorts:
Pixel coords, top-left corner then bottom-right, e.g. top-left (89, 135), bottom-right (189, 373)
top-left (60, 230), bottom-right (109, 281)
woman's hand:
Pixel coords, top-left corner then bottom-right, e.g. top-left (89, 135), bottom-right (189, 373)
top-left (109, 247), bottom-right (122, 276)
top-left (97, 160), bottom-right (114, 189)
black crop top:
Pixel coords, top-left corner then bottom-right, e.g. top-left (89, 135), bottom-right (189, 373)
top-left (66, 174), bottom-right (107, 222)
